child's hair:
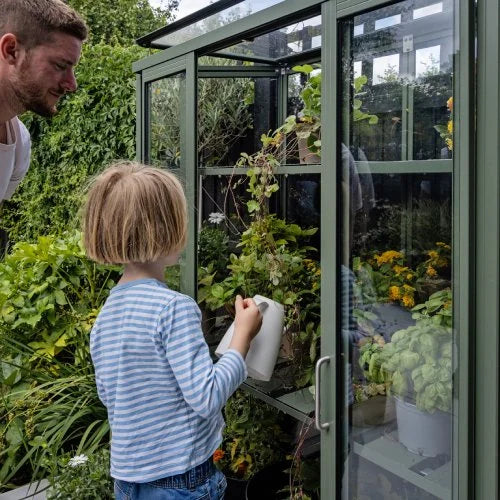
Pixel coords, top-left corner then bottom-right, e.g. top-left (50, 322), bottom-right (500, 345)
top-left (83, 161), bottom-right (187, 264)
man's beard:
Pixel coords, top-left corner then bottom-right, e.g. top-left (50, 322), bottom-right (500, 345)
top-left (12, 59), bottom-right (62, 118)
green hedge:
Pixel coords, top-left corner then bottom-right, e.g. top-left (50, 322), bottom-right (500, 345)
top-left (1, 43), bottom-right (148, 244)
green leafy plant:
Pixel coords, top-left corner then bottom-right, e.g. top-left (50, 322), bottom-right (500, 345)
top-left (2, 43), bottom-right (147, 244)
top-left (0, 232), bottom-right (118, 488)
top-left (47, 448), bottom-right (113, 499)
top-left (280, 64), bottom-right (378, 162)
top-left (213, 390), bottom-right (289, 480)
top-left (379, 289), bottom-right (453, 413)
top-left (199, 132), bottom-right (321, 387)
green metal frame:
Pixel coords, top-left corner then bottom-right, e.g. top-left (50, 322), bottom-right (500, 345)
top-left (134, 0), bottom-right (500, 496)
top-left (475, 0), bottom-right (499, 498)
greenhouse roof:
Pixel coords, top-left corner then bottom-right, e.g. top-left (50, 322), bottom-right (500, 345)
top-left (137, 0), bottom-right (321, 64)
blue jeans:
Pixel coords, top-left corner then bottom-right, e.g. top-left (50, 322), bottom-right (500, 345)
top-left (114, 459), bottom-right (227, 499)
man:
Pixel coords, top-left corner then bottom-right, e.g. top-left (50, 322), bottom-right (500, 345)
top-left (0, 0), bottom-right (88, 201)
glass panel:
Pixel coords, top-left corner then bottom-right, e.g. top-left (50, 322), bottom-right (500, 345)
top-left (221, 15), bottom-right (321, 60)
top-left (338, 0), bottom-right (455, 498)
top-left (148, 73), bottom-right (185, 168)
top-left (198, 75), bottom-right (277, 166)
top-left (153, 0), bottom-right (286, 47)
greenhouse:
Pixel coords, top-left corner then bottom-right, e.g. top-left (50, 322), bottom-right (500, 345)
top-left (131, 0), bottom-right (498, 498)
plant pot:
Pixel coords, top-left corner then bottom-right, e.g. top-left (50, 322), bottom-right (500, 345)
top-left (352, 394), bottom-right (395, 427)
top-left (225, 476), bottom-right (248, 500)
top-left (298, 137), bottom-right (320, 164)
top-left (245, 462), bottom-right (290, 500)
top-left (395, 397), bottom-right (451, 457)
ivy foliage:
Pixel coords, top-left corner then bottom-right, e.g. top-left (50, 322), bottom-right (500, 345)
top-left (67, 0), bottom-right (178, 46)
top-left (2, 43), bottom-right (148, 244)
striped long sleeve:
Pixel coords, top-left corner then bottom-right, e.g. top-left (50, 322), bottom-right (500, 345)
top-left (90, 278), bottom-right (247, 482)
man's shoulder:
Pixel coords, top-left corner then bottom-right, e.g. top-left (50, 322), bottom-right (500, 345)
top-left (13, 117), bottom-right (31, 146)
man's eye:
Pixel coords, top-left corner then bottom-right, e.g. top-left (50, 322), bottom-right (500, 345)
top-left (55, 63), bottom-right (66, 70)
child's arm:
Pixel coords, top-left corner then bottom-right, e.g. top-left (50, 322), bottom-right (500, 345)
top-left (159, 295), bottom-right (261, 419)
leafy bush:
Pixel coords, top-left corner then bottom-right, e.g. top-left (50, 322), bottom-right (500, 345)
top-left (0, 232), bottom-right (118, 487)
top-left (379, 289), bottom-right (453, 412)
top-left (213, 390), bottom-right (289, 480)
top-left (2, 43), bottom-right (147, 244)
top-left (67, 0), bottom-right (177, 46)
top-left (47, 448), bottom-right (113, 500)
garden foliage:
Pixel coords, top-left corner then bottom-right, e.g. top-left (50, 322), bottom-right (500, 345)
top-left (0, 233), bottom-right (119, 488)
top-left (1, 43), bottom-right (147, 244)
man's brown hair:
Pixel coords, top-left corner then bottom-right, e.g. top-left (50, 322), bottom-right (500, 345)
top-left (0, 0), bottom-right (88, 48)
top-left (82, 161), bottom-right (188, 265)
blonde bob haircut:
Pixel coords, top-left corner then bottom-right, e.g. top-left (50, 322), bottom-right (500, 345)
top-left (83, 161), bottom-right (187, 265)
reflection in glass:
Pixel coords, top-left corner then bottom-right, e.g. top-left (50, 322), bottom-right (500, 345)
top-left (222, 15), bottom-right (321, 59)
top-left (153, 0), bottom-right (286, 47)
top-left (149, 74), bottom-right (185, 167)
top-left (338, 0), bottom-right (455, 498)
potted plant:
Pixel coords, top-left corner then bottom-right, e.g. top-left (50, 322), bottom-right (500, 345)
top-left (213, 391), bottom-right (290, 499)
top-left (379, 288), bottom-right (453, 457)
top-left (354, 334), bottom-right (395, 427)
top-left (282, 64), bottom-right (378, 165)
top-left (199, 131), bottom-right (321, 389)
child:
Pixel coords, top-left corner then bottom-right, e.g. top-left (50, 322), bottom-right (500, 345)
top-left (83, 161), bottom-right (262, 499)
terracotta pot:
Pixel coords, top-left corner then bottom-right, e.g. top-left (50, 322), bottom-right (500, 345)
top-left (352, 394), bottom-right (396, 427)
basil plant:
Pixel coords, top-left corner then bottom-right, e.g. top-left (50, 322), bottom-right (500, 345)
top-left (379, 289), bottom-right (453, 413)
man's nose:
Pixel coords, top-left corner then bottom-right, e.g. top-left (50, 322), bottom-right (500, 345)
top-left (61, 70), bottom-right (78, 93)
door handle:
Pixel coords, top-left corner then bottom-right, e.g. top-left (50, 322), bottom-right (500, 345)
top-left (315, 355), bottom-right (332, 431)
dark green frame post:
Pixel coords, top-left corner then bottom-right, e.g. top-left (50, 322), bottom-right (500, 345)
top-left (320, 1), bottom-right (338, 498)
top-left (181, 52), bottom-right (198, 298)
top-left (475, 0), bottom-right (500, 497)
top-left (454, 0), bottom-right (475, 497)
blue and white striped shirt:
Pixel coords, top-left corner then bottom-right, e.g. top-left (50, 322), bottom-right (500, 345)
top-left (90, 278), bottom-right (247, 482)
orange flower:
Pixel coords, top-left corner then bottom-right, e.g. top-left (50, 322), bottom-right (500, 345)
top-left (389, 286), bottom-right (400, 300)
top-left (213, 449), bottom-right (225, 462)
top-left (402, 295), bottom-right (415, 308)
top-left (426, 265), bottom-right (437, 277)
top-left (447, 96), bottom-right (453, 112)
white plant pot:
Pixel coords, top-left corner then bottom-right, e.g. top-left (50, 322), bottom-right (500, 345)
top-left (395, 397), bottom-right (451, 457)
top-left (215, 295), bottom-right (285, 381)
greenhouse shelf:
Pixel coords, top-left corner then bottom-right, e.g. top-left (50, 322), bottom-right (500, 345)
top-left (351, 424), bottom-right (452, 500)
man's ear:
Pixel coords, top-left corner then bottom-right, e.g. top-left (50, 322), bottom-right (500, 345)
top-left (0, 33), bottom-right (22, 65)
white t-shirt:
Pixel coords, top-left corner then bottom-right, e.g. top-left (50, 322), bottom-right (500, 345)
top-left (0, 117), bottom-right (31, 200)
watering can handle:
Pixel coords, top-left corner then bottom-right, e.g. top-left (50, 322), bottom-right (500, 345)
top-left (257, 302), bottom-right (269, 313)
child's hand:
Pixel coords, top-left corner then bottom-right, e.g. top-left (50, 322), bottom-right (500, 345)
top-left (228, 295), bottom-right (263, 357)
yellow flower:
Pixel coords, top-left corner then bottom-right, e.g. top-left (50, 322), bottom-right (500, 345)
top-left (446, 138), bottom-right (453, 151)
top-left (393, 265), bottom-right (408, 275)
top-left (403, 284), bottom-right (415, 292)
top-left (389, 286), bottom-right (400, 300)
top-left (447, 120), bottom-right (453, 134)
top-left (436, 242), bottom-right (451, 250)
top-left (426, 265), bottom-right (437, 277)
top-left (406, 273), bottom-right (414, 280)
top-left (427, 250), bottom-right (439, 260)
top-left (447, 96), bottom-right (453, 112)
top-left (376, 250), bottom-right (403, 266)
top-left (402, 295), bottom-right (415, 308)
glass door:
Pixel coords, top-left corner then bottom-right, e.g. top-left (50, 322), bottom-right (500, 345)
top-left (336, 0), bottom-right (456, 498)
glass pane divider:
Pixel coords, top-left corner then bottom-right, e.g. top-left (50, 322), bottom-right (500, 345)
top-left (355, 159), bottom-right (452, 174)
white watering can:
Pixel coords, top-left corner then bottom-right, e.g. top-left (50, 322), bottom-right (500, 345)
top-left (215, 295), bottom-right (285, 381)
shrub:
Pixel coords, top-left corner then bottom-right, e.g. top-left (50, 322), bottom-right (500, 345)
top-left (1, 43), bottom-right (147, 244)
